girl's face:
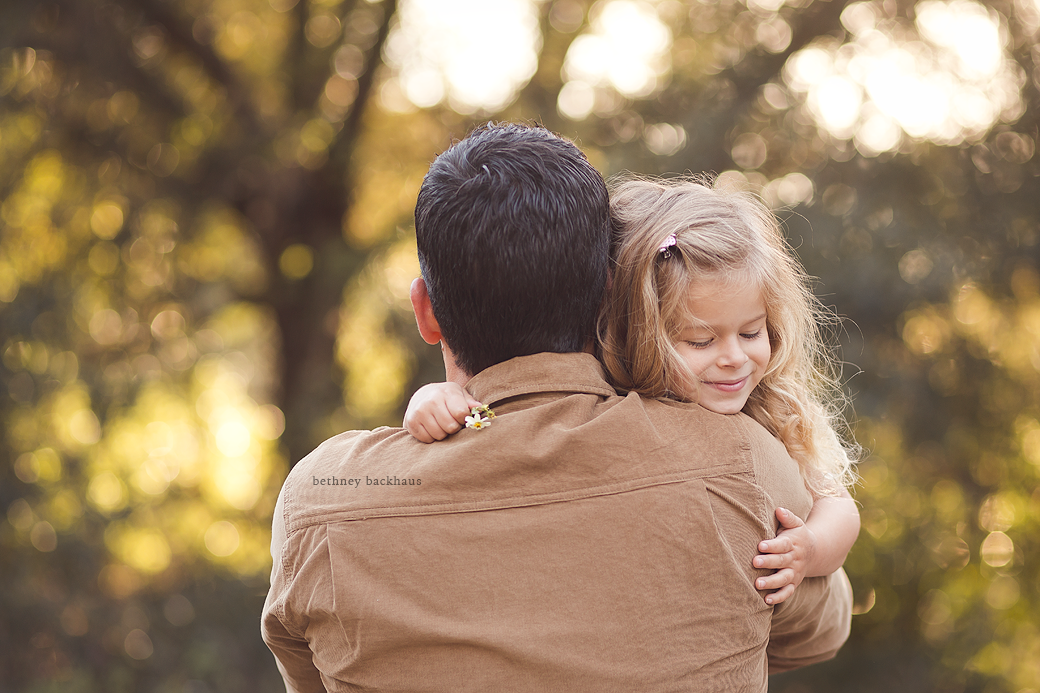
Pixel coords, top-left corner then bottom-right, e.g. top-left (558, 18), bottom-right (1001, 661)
top-left (674, 276), bottom-right (771, 414)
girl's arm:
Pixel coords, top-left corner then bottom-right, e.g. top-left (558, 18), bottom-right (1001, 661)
top-left (403, 382), bottom-right (482, 443)
top-left (752, 488), bottom-right (860, 605)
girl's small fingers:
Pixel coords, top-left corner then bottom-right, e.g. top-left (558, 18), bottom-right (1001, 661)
top-left (432, 406), bottom-right (463, 434)
top-left (765, 584), bottom-right (796, 605)
top-left (756, 569), bottom-right (793, 591)
top-left (424, 408), bottom-right (458, 438)
top-left (755, 546), bottom-right (792, 566)
top-left (757, 549), bottom-right (782, 566)
top-left (413, 424), bottom-right (435, 444)
top-left (753, 553), bottom-right (789, 570)
top-left (446, 393), bottom-right (476, 418)
top-left (759, 537), bottom-right (792, 554)
top-left (775, 507), bottom-right (805, 529)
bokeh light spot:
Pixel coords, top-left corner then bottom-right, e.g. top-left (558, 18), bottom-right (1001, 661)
top-left (87, 472), bottom-right (129, 513)
top-left (215, 420), bottom-right (252, 457)
top-left (918, 589), bottom-right (952, 625)
top-left (205, 520), bottom-right (241, 557)
top-left (644, 123), bottom-right (686, 157)
top-left (978, 494), bottom-right (1015, 532)
top-left (69, 409), bottom-right (101, 445)
top-left (985, 576), bottom-right (1020, 610)
top-left (980, 531), bottom-right (1014, 567)
top-left (384, 0), bottom-right (541, 112)
top-left (30, 521), bottom-right (57, 552)
top-left (899, 249), bottom-right (934, 284)
top-left (558, 80), bottom-right (596, 121)
top-left (563, 0), bottom-right (671, 100)
top-left (124, 629), bottom-right (154, 660)
top-left (784, 0), bottom-right (1024, 150)
top-left (903, 313), bottom-right (948, 355)
top-left (731, 132), bottom-right (768, 170)
top-left (164, 594), bottom-right (195, 626)
top-left (279, 244), bottom-right (314, 280)
top-left (89, 309), bottom-right (123, 345)
top-left (90, 201), bottom-right (124, 239)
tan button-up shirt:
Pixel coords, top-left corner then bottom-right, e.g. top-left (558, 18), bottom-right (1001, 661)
top-left (262, 352), bottom-right (852, 692)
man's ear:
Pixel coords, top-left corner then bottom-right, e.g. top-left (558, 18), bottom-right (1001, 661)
top-left (410, 277), bottom-right (443, 346)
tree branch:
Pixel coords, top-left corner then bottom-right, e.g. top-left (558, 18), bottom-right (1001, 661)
top-left (115, 0), bottom-right (264, 133)
top-left (511, 0), bottom-right (581, 132)
top-left (727, 0), bottom-right (852, 103)
top-left (675, 0), bottom-right (852, 174)
top-left (328, 0), bottom-right (398, 166)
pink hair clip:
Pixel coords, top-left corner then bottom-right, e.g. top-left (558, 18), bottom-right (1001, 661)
top-left (658, 232), bottom-right (677, 258)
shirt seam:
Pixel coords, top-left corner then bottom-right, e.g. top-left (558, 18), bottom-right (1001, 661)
top-left (284, 463), bottom-right (744, 534)
top-left (734, 416), bottom-right (756, 484)
top-left (733, 415), bottom-right (775, 540)
top-left (478, 381), bottom-right (617, 405)
top-left (280, 491), bottom-right (296, 589)
top-left (275, 489), bottom-right (301, 638)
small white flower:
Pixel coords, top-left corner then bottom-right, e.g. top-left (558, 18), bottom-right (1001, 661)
top-left (465, 414), bottom-right (490, 430)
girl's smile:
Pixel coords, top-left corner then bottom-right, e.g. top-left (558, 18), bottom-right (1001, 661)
top-left (703, 376), bottom-right (751, 392)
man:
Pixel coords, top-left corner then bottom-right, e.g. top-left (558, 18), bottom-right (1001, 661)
top-left (262, 123), bottom-right (851, 691)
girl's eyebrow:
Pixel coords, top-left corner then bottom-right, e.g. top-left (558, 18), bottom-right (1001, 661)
top-left (679, 313), bottom-right (766, 336)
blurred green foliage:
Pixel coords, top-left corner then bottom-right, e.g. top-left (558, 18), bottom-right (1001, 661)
top-left (1, 0), bottom-right (1039, 691)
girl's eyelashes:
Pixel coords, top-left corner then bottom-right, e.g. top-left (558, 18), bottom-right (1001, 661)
top-left (686, 330), bottom-right (762, 347)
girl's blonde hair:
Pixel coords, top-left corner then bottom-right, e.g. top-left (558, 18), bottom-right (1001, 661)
top-left (598, 176), bottom-right (857, 496)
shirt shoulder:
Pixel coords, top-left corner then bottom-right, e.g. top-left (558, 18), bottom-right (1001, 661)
top-left (733, 414), bottom-right (813, 521)
top-left (275, 392), bottom-right (765, 536)
top-left (278, 427), bottom-right (410, 531)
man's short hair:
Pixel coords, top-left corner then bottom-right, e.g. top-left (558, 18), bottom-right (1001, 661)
top-left (415, 123), bottom-right (610, 375)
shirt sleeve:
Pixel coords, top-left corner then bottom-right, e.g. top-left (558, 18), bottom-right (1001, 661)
top-left (261, 482), bottom-right (326, 693)
top-left (766, 568), bottom-right (853, 673)
top-left (735, 414), bottom-right (854, 672)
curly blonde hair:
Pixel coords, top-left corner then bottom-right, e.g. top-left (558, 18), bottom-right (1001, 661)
top-left (598, 176), bottom-right (857, 496)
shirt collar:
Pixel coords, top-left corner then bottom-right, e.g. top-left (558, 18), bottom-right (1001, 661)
top-left (465, 352), bottom-right (617, 406)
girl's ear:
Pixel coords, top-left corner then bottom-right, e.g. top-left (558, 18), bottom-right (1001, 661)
top-left (410, 277), bottom-right (443, 346)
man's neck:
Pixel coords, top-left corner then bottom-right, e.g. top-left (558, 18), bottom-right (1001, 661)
top-left (441, 343), bottom-right (472, 388)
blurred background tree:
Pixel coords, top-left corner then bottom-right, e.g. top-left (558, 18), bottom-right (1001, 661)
top-left (1, 0), bottom-right (1038, 691)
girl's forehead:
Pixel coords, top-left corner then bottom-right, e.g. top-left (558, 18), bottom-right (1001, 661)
top-left (669, 272), bottom-right (765, 332)
top-left (685, 272), bottom-right (764, 302)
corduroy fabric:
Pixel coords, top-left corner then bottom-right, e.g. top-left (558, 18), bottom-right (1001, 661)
top-left (262, 352), bottom-right (851, 692)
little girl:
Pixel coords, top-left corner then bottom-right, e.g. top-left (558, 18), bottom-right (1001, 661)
top-left (404, 177), bottom-right (860, 606)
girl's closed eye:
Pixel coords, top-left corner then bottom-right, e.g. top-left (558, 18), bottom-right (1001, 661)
top-left (740, 330), bottom-right (763, 340)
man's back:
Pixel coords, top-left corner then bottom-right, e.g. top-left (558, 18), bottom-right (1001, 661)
top-left (262, 353), bottom-right (851, 692)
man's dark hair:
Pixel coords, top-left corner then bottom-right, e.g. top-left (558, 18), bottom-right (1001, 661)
top-left (415, 123), bottom-right (610, 375)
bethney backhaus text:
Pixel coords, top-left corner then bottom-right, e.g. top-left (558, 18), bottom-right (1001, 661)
top-left (313, 476), bottom-right (422, 487)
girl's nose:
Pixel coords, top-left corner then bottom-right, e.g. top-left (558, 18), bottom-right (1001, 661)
top-left (716, 338), bottom-right (749, 368)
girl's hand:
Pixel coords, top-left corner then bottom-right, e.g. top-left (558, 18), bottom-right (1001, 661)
top-left (752, 507), bottom-right (817, 605)
top-left (403, 382), bottom-right (482, 443)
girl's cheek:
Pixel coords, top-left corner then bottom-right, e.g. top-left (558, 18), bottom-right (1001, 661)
top-left (674, 378), bottom-right (701, 403)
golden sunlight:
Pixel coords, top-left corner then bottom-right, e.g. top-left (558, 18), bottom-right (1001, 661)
top-left (559, 0), bottom-right (671, 119)
top-left (784, 0), bottom-right (1025, 155)
top-left (383, 0), bottom-right (541, 113)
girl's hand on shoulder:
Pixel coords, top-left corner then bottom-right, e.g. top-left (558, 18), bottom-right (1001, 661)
top-left (752, 507), bottom-right (817, 605)
top-left (403, 382), bottom-right (482, 443)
